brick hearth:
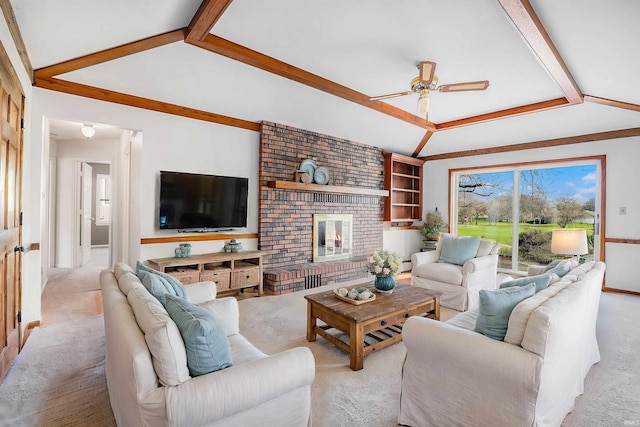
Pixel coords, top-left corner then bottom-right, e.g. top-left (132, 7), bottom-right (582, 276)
top-left (259, 122), bottom-right (385, 294)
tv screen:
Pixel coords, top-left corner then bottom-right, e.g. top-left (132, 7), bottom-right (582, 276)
top-left (159, 171), bottom-right (248, 231)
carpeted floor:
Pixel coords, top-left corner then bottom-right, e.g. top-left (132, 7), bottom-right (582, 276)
top-left (0, 267), bottom-right (638, 426)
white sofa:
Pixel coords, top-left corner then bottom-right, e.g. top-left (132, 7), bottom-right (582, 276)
top-left (399, 261), bottom-right (605, 427)
top-left (411, 236), bottom-right (499, 311)
top-left (100, 263), bottom-right (315, 427)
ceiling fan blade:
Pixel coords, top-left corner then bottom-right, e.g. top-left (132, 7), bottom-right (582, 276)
top-left (417, 92), bottom-right (429, 121)
top-left (419, 61), bottom-right (436, 86)
top-left (370, 90), bottom-right (414, 101)
top-left (438, 80), bottom-right (490, 92)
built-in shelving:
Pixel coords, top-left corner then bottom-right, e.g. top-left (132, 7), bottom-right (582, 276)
top-left (267, 180), bottom-right (388, 197)
top-left (384, 152), bottom-right (426, 224)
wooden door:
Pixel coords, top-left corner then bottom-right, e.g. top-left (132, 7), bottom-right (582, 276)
top-left (0, 50), bottom-right (24, 382)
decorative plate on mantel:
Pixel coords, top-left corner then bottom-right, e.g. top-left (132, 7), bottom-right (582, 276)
top-left (300, 158), bottom-right (317, 170)
top-left (299, 159), bottom-right (317, 179)
top-left (314, 166), bottom-right (330, 185)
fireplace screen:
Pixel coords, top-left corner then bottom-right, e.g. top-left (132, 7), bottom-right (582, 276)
top-left (313, 214), bottom-right (352, 262)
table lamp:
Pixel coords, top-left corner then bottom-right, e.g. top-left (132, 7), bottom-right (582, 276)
top-left (551, 229), bottom-right (588, 262)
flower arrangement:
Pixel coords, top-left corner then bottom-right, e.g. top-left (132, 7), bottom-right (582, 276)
top-left (368, 249), bottom-right (402, 277)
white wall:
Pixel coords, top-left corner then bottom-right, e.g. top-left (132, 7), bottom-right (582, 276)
top-left (25, 88), bottom-right (259, 325)
top-left (422, 137), bottom-right (640, 292)
top-left (382, 228), bottom-right (423, 271)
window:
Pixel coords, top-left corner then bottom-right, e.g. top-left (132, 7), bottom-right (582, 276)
top-left (452, 159), bottom-right (601, 272)
top-left (95, 174), bottom-right (111, 226)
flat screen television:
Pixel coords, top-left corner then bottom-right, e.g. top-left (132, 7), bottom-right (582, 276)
top-left (159, 171), bottom-right (248, 231)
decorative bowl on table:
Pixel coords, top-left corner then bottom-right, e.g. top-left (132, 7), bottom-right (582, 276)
top-left (334, 287), bottom-right (376, 305)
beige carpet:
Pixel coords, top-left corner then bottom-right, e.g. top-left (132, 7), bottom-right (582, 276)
top-left (0, 266), bottom-right (115, 427)
top-left (238, 278), bottom-right (458, 427)
top-left (0, 268), bottom-right (638, 426)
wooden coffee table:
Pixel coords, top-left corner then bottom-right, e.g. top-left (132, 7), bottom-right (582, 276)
top-left (305, 283), bottom-right (440, 370)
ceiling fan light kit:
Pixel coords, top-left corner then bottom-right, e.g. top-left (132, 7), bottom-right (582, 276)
top-left (371, 61), bottom-right (490, 123)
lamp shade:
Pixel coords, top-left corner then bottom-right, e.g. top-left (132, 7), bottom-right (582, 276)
top-left (551, 229), bottom-right (588, 256)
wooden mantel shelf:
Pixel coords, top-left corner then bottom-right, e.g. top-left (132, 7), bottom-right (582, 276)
top-left (267, 180), bottom-right (388, 197)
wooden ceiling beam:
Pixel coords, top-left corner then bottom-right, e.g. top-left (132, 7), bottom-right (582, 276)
top-left (186, 0), bottom-right (234, 42)
top-left (189, 34), bottom-right (436, 131)
top-left (420, 127), bottom-right (640, 161)
top-left (412, 131), bottom-right (434, 157)
top-left (34, 29), bottom-right (186, 78)
top-left (584, 95), bottom-right (640, 113)
top-left (497, 0), bottom-right (583, 104)
top-left (436, 98), bottom-right (569, 131)
top-left (0, 0), bottom-right (33, 81)
top-left (34, 76), bottom-right (260, 132)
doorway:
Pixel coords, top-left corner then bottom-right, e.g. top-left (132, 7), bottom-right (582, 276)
top-left (46, 118), bottom-right (128, 270)
top-left (78, 161), bottom-right (112, 268)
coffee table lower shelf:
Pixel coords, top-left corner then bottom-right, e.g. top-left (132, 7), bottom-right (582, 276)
top-left (314, 322), bottom-right (406, 360)
top-left (305, 284), bottom-right (440, 370)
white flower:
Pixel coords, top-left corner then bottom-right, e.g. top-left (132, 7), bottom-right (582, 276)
top-left (367, 249), bottom-right (402, 277)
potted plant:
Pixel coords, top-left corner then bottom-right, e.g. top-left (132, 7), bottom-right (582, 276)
top-left (420, 211), bottom-right (448, 242)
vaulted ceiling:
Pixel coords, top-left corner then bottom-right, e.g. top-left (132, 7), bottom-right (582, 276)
top-left (7, 0), bottom-right (640, 158)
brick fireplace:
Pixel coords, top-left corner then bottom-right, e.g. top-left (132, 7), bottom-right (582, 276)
top-left (259, 122), bottom-right (385, 294)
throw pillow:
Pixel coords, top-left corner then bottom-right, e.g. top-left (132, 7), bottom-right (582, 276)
top-left (136, 261), bottom-right (187, 299)
top-left (499, 274), bottom-right (552, 293)
top-left (138, 270), bottom-right (170, 305)
top-left (127, 286), bottom-right (191, 386)
top-left (542, 259), bottom-right (563, 273)
top-left (544, 259), bottom-right (573, 278)
top-left (438, 234), bottom-right (482, 266)
top-left (165, 294), bottom-right (233, 376)
top-left (475, 283), bottom-right (536, 341)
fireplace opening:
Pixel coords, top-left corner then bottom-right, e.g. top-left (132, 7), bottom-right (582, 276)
top-left (313, 214), bottom-right (352, 262)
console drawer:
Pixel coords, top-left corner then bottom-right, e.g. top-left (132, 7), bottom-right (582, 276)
top-left (231, 265), bottom-right (260, 289)
top-left (200, 267), bottom-right (231, 290)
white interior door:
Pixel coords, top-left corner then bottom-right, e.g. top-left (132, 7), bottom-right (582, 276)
top-left (80, 162), bottom-right (92, 266)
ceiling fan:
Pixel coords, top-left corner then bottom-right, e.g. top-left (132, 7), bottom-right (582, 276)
top-left (370, 61), bottom-right (489, 123)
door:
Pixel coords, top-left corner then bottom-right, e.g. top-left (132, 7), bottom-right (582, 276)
top-left (0, 65), bottom-right (24, 382)
top-left (80, 162), bottom-right (92, 266)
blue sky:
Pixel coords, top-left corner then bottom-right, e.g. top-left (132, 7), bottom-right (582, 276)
top-left (464, 164), bottom-right (597, 205)
top-left (521, 165), bottom-right (596, 204)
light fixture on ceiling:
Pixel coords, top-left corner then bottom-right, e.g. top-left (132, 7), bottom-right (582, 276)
top-left (81, 123), bottom-right (95, 138)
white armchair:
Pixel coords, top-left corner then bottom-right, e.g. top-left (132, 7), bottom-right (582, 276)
top-left (411, 234), bottom-right (499, 311)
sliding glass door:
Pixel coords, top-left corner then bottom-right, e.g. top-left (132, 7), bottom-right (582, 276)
top-left (452, 159), bottom-right (601, 272)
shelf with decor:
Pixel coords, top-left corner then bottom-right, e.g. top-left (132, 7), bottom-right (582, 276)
top-left (384, 152), bottom-right (426, 225)
top-left (146, 250), bottom-right (265, 296)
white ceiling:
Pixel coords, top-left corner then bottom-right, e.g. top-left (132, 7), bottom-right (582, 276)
top-left (11, 0), bottom-right (640, 154)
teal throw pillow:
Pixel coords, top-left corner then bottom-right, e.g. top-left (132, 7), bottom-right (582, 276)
top-left (499, 274), bottom-right (552, 293)
top-left (439, 234), bottom-right (481, 266)
top-left (136, 261), bottom-right (186, 299)
top-left (165, 294), bottom-right (233, 376)
top-left (475, 283), bottom-right (536, 341)
top-left (544, 260), bottom-right (573, 278)
top-left (138, 270), bottom-right (169, 305)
